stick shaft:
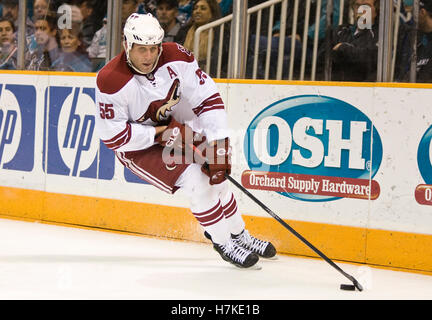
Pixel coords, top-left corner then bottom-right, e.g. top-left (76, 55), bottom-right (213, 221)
top-left (224, 174), bottom-right (362, 289)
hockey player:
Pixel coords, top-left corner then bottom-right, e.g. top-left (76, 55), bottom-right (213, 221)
top-left (95, 13), bottom-right (276, 268)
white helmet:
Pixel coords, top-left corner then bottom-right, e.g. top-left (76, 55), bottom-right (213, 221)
top-left (123, 13), bottom-right (165, 74)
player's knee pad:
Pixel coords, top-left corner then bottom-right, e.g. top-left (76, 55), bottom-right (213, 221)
top-left (215, 180), bottom-right (232, 204)
top-left (175, 164), bottom-right (221, 211)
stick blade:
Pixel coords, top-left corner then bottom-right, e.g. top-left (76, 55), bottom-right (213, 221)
top-left (340, 284), bottom-right (356, 291)
top-left (340, 280), bottom-right (363, 292)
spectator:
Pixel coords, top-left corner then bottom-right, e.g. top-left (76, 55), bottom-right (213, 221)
top-left (330, 0), bottom-right (380, 81)
top-left (3, 0), bottom-right (34, 36)
top-left (156, 0), bottom-right (187, 43)
top-left (247, 0), bottom-right (308, 79)
top-left (416, 0), bottom-right (432, 82)
top-left (217, 0), bottom-right (232, 16)
top-left (46, 0), bottom-right (68, 11)
top-left (33, 0), bottom-right (53, 21)
top-left (398, 0), bottom-right (432, 82)
top-left (122, 0), bottom-right (139, 27)
top-left (0, 17), bottom-right (17, 69)
top-left (87, 15), bottom-right (107, 71)
top-left (2, 0), bottom-right (19, 21)
top-left (308, 0), bottom-right (342, 42)
top-left (183, 0), bottom-right (222, 70)
top-left (52, 23), bottom-right (92, 72)
top-left (138, 0), bottom-right (157, 15)
top-left (401, 0), bottom-right (414, 24)
top-left (68, 3), bottom-right (84, 23)
top-left (178, 0), bottom-right (193, 26)
top-left (77, 0), bottom-right (102, 49)
top-left (26, 14), bottom-right (59, 70)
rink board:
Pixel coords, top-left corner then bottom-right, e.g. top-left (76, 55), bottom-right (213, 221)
top-left (0, 70), bottom-right (431, 273)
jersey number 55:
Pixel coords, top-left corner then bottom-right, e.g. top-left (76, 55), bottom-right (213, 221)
top-left (99, 103), bottom-right (115, 119)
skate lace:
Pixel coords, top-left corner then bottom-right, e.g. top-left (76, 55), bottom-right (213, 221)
top-left (237, 230), bottom-right (267, 255)
top-left (222, 241), bottom-right (250, 264)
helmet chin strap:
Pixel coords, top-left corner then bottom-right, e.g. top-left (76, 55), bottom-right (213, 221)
top-left (127, 59), bottom-right (151, 75)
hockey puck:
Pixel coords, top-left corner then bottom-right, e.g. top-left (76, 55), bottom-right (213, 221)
top-left (340, 284), bottom-right (356, 291)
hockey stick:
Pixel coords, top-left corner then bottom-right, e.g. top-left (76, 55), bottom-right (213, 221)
top-left (223, 173), bottom-right (363, 292)
top-left (190, 143), bottom-right (362, 291)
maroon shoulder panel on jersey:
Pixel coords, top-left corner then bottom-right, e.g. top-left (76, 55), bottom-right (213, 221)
top-left (96, 52), bottom-right (134, 94)
top-left (156, 42), bottom-right (195, 68)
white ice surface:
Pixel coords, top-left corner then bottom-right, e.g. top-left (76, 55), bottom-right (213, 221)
top-left (0, 217), bottom-right (431, 300)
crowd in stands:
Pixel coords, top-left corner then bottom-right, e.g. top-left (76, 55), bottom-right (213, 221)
top-left (0, 0), bottom-right (230, 72)
top-left (0, 0), bottom-right (107, 71)
top-left (246, 0), bottom-right (431, 83)
top-left (0, 0), bottom-right (430, 83)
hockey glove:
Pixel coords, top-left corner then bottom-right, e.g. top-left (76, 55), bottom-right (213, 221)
top-left (201, 137), bottom-right (231, 185)
top-left (155, 117), bottom-right (193, 153)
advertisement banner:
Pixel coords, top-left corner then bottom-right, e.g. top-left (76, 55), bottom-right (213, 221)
top-left (0, 74), bottom-right (431, 238)
top-left (242, 95), bottom-right (382, 202)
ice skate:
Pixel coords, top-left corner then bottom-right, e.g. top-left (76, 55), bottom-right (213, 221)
top-left (205, 230), bottom-right (276, 259)
top-left (232, 230), bottom-right (277, 259)
top-left (212, 238), bottom-right (259, 269)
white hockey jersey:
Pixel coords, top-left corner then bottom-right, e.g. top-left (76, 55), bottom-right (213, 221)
top-left (95, 42), bottom-right (229, 152)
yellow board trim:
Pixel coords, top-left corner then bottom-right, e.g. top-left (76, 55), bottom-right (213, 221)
top-left (0, 185), bottom-right (431, 273)
top-left (214, 78), bottom-right (432, 89)
top-left (0, 70), bottom-right (97, 77)
top-left (1, 70), bottom-right (432, 89)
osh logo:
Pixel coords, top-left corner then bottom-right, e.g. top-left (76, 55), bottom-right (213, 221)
top-left (0, 84), bottom-right (36, 172)
top-left (43, 86), bottom-right (114, 179)
top-left (415, 125), bottom-right (432, 206)
top-left (243, 95), bottom-right (382, 202)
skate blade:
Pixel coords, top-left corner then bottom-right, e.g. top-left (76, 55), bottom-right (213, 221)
top-left (262, 255), bottom-right (278, 260)
top-left (234, 263), bottom-right (262, 270)
top-left (249, 264), bottom-right (262, 270)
